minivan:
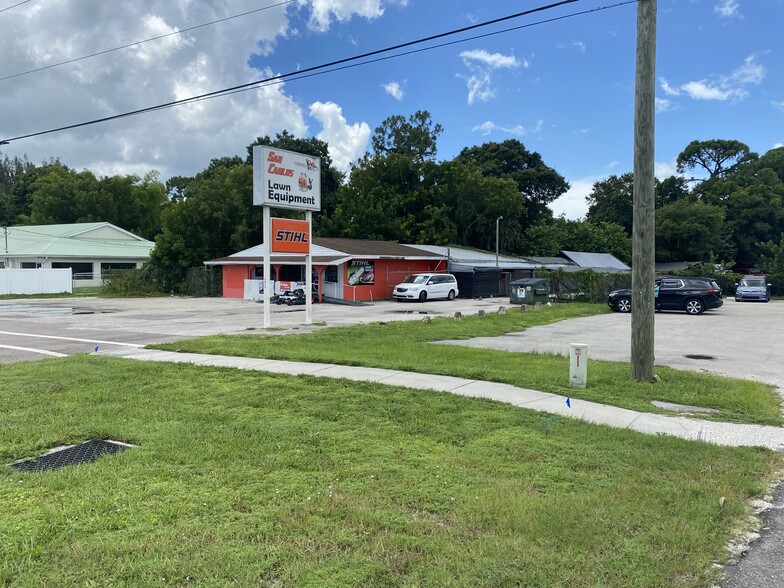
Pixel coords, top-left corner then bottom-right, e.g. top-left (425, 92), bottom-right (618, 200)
top-left (393, 273), bottom-right (459, 302)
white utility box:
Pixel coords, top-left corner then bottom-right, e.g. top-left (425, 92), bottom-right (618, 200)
top-left (569, 343), bottom-right (588, 388)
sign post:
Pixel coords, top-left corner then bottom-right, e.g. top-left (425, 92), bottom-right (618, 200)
top-left (253, 145), bottom-right (321, 328)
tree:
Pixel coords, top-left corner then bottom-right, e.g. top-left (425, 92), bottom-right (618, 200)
top-left (676, 139), bottom-right (756, 180)
top-left (655, 199), bottom-right (728, 262)
top-left (587, 173), bottom-right (692, 235)
top-left (455, 139), bottom-right (569, 230)
top-left (522, 218), bottom-right (632, 264)
top-left (586, 173), bottom-right (634, 234)
top-left (9, 160), bottom-right (65, 222)
top-left (371, 110), bottom-right (443, 163)
top-left (150, 158), bottom-right (257, 290)
top-left (325, 154), bottom-right (436, 243)
top-left (435, 160), bottom-right (522, 251)
top-left (722, 169), bottom-right (784, 269)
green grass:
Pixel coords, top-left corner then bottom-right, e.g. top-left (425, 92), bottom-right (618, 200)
top-left (0, 287), bottom-right (104, 300)
top-left (1, 356), bottom-right (780, 587)
top-left (153, 304), bottom-right (783, 426)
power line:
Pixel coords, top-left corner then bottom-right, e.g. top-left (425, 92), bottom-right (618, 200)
top-left (0, 0), bottom-right (296, 83)
top-left (0, 0), bottom-right (31, 15)
top-left (1, 0), bottom-right (634, 145)
top-left (212, 2), bottom-right (637, 107)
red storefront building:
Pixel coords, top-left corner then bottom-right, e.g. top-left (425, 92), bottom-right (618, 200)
top-left (206, 238), bottom-right (447, 303)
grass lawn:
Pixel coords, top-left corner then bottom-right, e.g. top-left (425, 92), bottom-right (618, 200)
top-left (0, 287), bottom-right (105, 300)
top-left (1, 356), bottom-right (780, 587)
top-left (153, 304), bottom-right (783, 426)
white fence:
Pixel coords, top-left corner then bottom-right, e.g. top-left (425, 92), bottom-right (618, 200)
top-left (0, 268), bottom-right (73, 295)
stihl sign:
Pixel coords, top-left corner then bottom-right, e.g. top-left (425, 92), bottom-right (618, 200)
top-left (271, 218), bottom-right (310, 253)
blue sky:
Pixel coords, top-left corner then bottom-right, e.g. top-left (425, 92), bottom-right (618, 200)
top-left (1, 0), bottom-right (782, 219)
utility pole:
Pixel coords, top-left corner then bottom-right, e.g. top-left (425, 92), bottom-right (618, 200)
top-left (631, 0), bottom-right (657, 381)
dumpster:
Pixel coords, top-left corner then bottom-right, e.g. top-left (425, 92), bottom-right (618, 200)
top-left (509, 277), bottom-right (550, 304)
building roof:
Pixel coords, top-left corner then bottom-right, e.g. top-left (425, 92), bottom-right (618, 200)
top-left (4, 223), bottom-right (154, 260)
top-left (655, 261), bottom-right (700, 273)
top-left (560, 250), bottom-right (630, 271)
top-left (207, 238), bottom-right (444, 266)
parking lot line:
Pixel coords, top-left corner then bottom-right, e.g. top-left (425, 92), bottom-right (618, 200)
top-left (0, 331), bottom-right (145, 348)
top-left (0, 344), bottom-right (67, 357)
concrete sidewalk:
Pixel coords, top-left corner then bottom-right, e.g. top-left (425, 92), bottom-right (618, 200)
top-left (111, 348), bottom-right (784, 451)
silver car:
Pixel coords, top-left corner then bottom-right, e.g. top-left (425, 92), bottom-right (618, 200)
top-left (735, 276), bottom-right (770, 302)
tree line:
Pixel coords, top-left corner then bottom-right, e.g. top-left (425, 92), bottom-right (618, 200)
top-left (2, 112), bottom-right (783, 292)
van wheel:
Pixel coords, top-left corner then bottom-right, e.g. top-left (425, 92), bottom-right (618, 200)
top-left (685, 299), bottom-right (704, 314)
top-left (419, 291), bottom-right (427, 302)
top-left (447, 290), bottom-right (456, 301)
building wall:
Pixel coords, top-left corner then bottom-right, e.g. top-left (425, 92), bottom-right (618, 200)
top-left (223, 265), bottom-right (252, 298)
top-left (221, 258), bottom-right (446, 301)
top-left (343, 259), bottom-right (444, 301)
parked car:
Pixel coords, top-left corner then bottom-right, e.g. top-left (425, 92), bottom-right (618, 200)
top-left (608, 276), bottom-right (724, 315)
top-left (393, 273), bottom-right (459, 302)
top-left (735, 276), bottom-right (770, 302)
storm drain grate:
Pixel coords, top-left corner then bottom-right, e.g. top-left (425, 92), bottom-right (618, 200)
top-left (684, 354), bottom-right (716, 360)
top-left (10, 440), bottom-right (134, 472)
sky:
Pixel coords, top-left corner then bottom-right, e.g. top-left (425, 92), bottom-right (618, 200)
top-left (1, 0), bottom-right (782, 220)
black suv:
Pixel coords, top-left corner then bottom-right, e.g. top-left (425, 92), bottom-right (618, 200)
top-left (608, 276), bottom-right (724, 315)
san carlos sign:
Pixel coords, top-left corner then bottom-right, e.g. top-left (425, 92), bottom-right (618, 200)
top-left (252, 145), bottom-right (321, 212)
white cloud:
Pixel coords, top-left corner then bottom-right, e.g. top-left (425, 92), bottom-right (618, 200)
top-left (382, 81), bottom-right (404, 100)
top-left (714, 0), bottom-right (741, 18)
top-left (459, 49), bottom-right (526, 105)
top-left (774, 143), bottom-right (784, 149)
top-left (472, 119), bottom-right (543, 136)
top-left (655, 97), bottom-right (674, 113)
top-left (460, 49), bottom-right (525, 69)
top-left (307, 0), bottom-right (384, 32)
top-left (0, 0), bottom-right (394, 181)
top-left (659, 77), bottom-right (681, 96)
top-left (655, 160), bottom-right (678, 179)
top-left (548, 178), bottom-right (594, 220)
top-left (309, 101), bottom-right (370, 172)
top-left (659, 55), bottom-right (765, 103)
top-left (606, 161), bottom-right (620, 170)
top-left (774, 101), bottom-right (784, 113)
top-left (558, 41), bottom-right (586, 53)
top-left (681, 80), bottom-right (737, 101)
top-left (462, 72), bottom-right (495, 105)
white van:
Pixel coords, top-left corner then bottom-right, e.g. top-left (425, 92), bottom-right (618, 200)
top-left (392, 273), bottom-right (459, 302)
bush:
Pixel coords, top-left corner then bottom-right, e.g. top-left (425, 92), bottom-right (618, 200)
top-left (102, 265), bottom-right (165, 296)
top-left (539, 268), bottom-right (631, 303)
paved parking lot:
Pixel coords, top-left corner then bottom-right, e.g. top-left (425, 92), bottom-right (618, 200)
top-left (0, 295), bottom-right (510, 363)
top-left (2, 296), bottom-right (782, 394)
top-left (440, 298), bottom-right (784, 393)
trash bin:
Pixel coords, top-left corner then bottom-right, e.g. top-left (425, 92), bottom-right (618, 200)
top-left (509, 278), bottom-right (550, 304)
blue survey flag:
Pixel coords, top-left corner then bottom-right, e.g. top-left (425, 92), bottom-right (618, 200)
top-left (566, 396), bottom-right (571, 408)
top-left (93, 345), bottom-right (99, 353)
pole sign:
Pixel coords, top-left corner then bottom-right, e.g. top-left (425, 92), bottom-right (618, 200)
top-left (253, 145), bottom-right (321, 211)
top-left (271, 218), bottom-right (310, 253)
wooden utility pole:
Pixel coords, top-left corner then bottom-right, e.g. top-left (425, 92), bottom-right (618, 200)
top-left (631, 0), bottom-right (657, 381)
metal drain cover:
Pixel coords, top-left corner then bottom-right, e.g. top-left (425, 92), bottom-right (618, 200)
top-left (684, 354), bottom-right (716, 360)
top-left (10, 439), bottom-right (134, 472)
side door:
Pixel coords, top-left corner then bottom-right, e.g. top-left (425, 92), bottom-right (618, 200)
top-left (657, 278), bottom-right (684, 309)
top-left (432, 275), bottom-right (448, 298)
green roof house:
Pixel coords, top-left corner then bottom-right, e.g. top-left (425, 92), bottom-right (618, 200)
top-left (1, 222), bottom-right (154, 287)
